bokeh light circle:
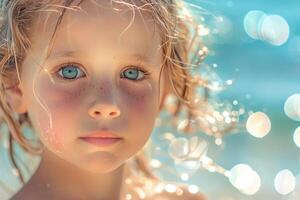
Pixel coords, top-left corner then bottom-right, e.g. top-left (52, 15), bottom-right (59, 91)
top-left (293, 127), bottom-right (300, 148)
top-left (274, 169), bottom-right (296, 195)
top-left (168, 137), bottom-right (189, 160)
top-left (246, 112), bottom-right (271, 138)
top-left (243, 10), bottom-right (290, 46)
top-left (284, 94), bottom-right (300, 121)
top-left (239, 170), bottom-right (261, 195)
top-left (229, 164), bottom-right (255, 190)
top-left (260, 14), bottom-right (290, 46)
top-left (243, 10), bottom-right (267, 40)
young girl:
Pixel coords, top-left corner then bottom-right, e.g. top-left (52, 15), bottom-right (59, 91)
top-left (0, 0), bottom-right (209, 199)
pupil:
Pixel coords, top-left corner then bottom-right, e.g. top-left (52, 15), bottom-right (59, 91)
top-left (63, 67), bottom-right (77, 78)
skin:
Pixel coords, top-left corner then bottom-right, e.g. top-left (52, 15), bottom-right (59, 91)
top-left (8, 0), bottom-right (168, 199)
top-left (7, 0), bottom-right (204, 199)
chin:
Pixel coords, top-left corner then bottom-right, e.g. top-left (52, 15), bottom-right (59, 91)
top-left (78, 155), bottom-right (124, 174)
top-left (82, 163), bottom-right (123, 174)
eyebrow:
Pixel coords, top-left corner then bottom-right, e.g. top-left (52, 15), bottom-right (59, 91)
top-left (48, 50), bottom-right (154, 64)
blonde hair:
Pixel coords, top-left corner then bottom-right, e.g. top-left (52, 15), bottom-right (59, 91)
top-left (0, 0), bottom-right (211, 187)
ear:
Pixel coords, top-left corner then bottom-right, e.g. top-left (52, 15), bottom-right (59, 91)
top-left (5, 83), bottom-right (27, 114)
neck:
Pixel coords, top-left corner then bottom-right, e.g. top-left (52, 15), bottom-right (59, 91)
top-left (26, 148), bottom-right (132, 199)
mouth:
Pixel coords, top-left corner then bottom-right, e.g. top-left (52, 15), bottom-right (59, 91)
top-left (79, 137), bottom-right (122, 147)
top-left (78, 130), bottom-right (123, 147)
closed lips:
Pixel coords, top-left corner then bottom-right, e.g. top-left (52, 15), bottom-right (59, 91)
top-left (79, 131), bottom-right (122, 139)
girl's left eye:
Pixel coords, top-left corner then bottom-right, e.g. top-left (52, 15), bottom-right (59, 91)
top-left (121, 67), bottom-right (150, 81)
top-left (56, 64), bottom-right (86, 80)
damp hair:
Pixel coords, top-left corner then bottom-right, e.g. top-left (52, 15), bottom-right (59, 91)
top-left (0, 0), bottom-right (215, 189)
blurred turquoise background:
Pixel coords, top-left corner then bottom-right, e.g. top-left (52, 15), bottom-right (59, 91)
top-left (1, 0), bottom-right (300, 200)
top-left (152, 0), bottom-right (300, 200)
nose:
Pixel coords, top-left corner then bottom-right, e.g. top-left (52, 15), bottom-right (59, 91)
top-left (88, 104), bottom-right (120, 119)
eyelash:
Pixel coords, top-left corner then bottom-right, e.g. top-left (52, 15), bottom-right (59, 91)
top-left (53, 62), bottom-right (152, 82)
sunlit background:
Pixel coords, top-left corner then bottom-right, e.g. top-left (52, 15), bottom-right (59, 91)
top-left (0, 0), bottom-right (300, 200)
top-left (150, 0), bottom-right (300, 200)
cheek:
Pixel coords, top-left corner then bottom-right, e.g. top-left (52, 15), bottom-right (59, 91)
top-left (28, 75), bottom-right (88, 153)
top-left (118, 79), bottom-right (159, 114)
top-left (118, 79), bottom-right (160, 150)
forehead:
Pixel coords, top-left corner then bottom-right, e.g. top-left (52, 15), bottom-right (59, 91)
top-left (28, 0), bottom-right (162, 64)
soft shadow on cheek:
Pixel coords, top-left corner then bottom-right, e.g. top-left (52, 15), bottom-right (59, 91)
top-left (32, 73), bottom-right (88, 153)
top-left (118, 79), bottom-right (159, 115)
top-left (118, 78), bottom-right (160, 147)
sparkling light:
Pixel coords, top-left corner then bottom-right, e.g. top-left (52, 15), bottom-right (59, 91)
top-left (188, 185), bottom-right (199, 194)
top-left (239, 108), bottom-right (245, 115)
top-left (284, 94), bottom-right (300, 121)
top-left (233, 100), bottom-right (238, 105)
top-left (260, 15), bottom-right (290, 46)
top-left (154, 183), bottom-right (165, 193)
top-left (180, 173), bottom-right (189, 181)
top-left (188, 136), bottom-right (208, 159)
top-left (201, 156), bottom-right (213, 165)
top-left (244, 10), bottom-right (267, 39)
top-left (213, 15), bottom-right (233, 35)
top-left (226, 80), bottom-right (233, 85)
top-left (177, 119), bottom-right (190, 132)
top-left (125, 194), bottom-right (132, 200)
top-left (197, 24), bottom-right (210, 36)
top-left (163, 132), bottom-right (175, 141)
top-left (239, 171), bottom-right (261, 195)
top-left (165, 184), bottom-right (177, 193)
top-left (274, 169), bottom-right (296, 195)
top-left (11, 168), bottom-right (19, 177)
top-left (168, 137), bottom-right (189, 160)
top-left (208, 166), bottom-right (216, 172)
top-left (225, 117), bottom-right (232, 124)
top-left (169, 136), bottom-right (208, 161)
top-left (246, 112), bottom-right (271, 138)
top-left (229, 164), bottom-right (257, 190)
top-left (215, 138), bottom-right (223, 145)
top-left (174, 159), bottom-right (201, 176)
top-left (243, 10), bottom-right (290, 46)
top-left (135, 188), bottom-right (146, 199)
top-left (150, 159), bottom-right (162, 168)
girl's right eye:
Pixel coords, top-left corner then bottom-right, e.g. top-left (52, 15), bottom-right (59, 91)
top-left (56, 63), bottom-right (86, 81)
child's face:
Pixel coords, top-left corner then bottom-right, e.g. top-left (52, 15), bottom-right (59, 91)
top-left (16, 0), bottom-right (166, 173)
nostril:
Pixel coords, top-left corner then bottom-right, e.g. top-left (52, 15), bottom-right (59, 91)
top-left (110, 112), bottom-right (117, 116)
top-left (94, 111), bottom-right (100, 115)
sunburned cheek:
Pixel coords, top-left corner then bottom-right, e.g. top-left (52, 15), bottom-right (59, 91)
top-left (37, 113), bottom-right (65, 153)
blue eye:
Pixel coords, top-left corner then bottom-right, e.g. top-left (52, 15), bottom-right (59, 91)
top-left (57, 64), bottom-right (86, 80)
top-left (121, 67), bottom-right (149, 81)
